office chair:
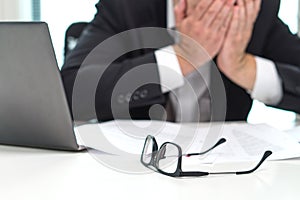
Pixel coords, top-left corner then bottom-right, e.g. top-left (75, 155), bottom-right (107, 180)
top-left (64, 22), bottom-right (88, 60)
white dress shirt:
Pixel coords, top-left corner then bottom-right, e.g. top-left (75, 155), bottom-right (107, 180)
top-left (154, 0), bottom-right (283, 121)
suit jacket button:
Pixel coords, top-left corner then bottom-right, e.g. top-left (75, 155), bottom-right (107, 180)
top-left (133, 94), bottom-right (139, 101)
top-left (117, 95), bottom-right (125, 104)
top-left (140, 90), bottom-right (148, 98)
top-left (125, 93), bottom-right (132, 103)
top-left (132, 91), bottom-right (140, 101)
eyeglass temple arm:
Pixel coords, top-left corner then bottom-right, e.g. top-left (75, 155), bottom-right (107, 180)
top-left (183, 138), bottom-right (226, 157)
top-left (235, 150), bottom-right (272, 175)
top-left (180, 171), bottom-right (209, 177)
top-left (209, 150), bottom-right (273, 175)
top-left (166, 151), bottom-right (271, 177)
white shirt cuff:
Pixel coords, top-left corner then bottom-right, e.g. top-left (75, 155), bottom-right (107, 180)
top-left (251, 56), bottom-right (283, 105)
top-left (155, 46), bottom-right (184, 93)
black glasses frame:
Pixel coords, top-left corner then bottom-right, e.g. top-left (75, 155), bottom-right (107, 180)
top-left (141, 135), bottom-right (272, 178)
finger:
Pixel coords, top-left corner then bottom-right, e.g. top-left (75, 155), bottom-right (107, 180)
top-left (224, 8), bottom-right (234, 31)
top-left (254, 0), bottom-right (262, 11)
top-left (211, 2), bottom-right (234, 32)
top-left (245, 0), bottom-right (255, 20)
top-left (187, 0), bottom-right (203, 15)
top-left (253, 0), bottom-right (262, 20)
top-left (237, 0), bottom-right (246, 30)
top-left (192, 0), bottom-right (213, 20)
top-left (174, 0), bottom-right (187, 25)
top-left (218, 11), bottom-right (233, 52)
top-left (244, 0), bottom-right (256, 29)
top-left (217, 5), bottom-right (234, 33)
top-left (227, 6), bottom-right (240, 37)
top-left (201, 0), bottom-right (226, 27)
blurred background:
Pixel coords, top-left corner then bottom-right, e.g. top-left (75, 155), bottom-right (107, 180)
top-left (0, 0), bottom-right (298, 129)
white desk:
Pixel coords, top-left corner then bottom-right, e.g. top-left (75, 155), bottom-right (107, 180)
top-left (1, 123), bottom-right (300, 200)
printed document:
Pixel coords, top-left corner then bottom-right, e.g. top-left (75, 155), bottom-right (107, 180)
top-left (76, 120), bottom-right (300, 163)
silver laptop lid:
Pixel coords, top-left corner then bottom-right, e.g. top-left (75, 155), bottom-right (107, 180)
top-left (0, 22), bottom-right (81, 151)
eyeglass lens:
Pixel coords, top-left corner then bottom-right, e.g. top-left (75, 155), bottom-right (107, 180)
top-left (156, 143), bottom-right (179, 174)
top-left (141, 136), bottom-right (155, 165)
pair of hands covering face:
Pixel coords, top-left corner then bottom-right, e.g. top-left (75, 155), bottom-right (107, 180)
top-left (173, 0), bottom-right (261, 90)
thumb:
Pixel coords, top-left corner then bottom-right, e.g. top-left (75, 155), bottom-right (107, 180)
top-left (174, 0), bottom-right (187, 25)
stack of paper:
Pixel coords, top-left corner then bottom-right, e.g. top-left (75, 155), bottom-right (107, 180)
top-left (76, 120), bottom-right (300, 164)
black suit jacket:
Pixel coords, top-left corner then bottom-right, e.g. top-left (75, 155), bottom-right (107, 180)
top-left (62, 0), bottom-right (300, 122)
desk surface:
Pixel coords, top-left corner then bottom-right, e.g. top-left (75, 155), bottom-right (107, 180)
top-left (1, 123), bottom-right (300, 200)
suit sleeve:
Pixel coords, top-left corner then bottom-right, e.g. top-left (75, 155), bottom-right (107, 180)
top-left (262, 16), bottom-right (300, 114)
top-left (61, 0), bottom-right (172, 121)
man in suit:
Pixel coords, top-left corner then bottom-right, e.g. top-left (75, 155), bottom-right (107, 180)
top-left (62, 0), bottom-right (300, 122)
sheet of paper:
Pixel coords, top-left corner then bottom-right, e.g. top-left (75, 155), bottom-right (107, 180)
top-left (192, 123), bottom-right (300, 163)
top-left (76, 120), bottom-right (202, 155)
top-left (76, 120), bottom-right (300, 163)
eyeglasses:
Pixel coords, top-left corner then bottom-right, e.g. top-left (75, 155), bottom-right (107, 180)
top-left (140, 135), bottom-right (272, 177)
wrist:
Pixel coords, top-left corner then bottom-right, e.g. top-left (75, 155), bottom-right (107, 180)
top-left (225, 54), bottom-right (257, 91)
top-left (236, 54), bottom-right (257, 91)
top-left (173, 44), bottom-right (195, 76)
top-left (173, 43), bottom-right (211, 76)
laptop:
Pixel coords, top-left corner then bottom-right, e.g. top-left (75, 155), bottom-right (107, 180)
top-left (0, 22), bottom-right (85, 151)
